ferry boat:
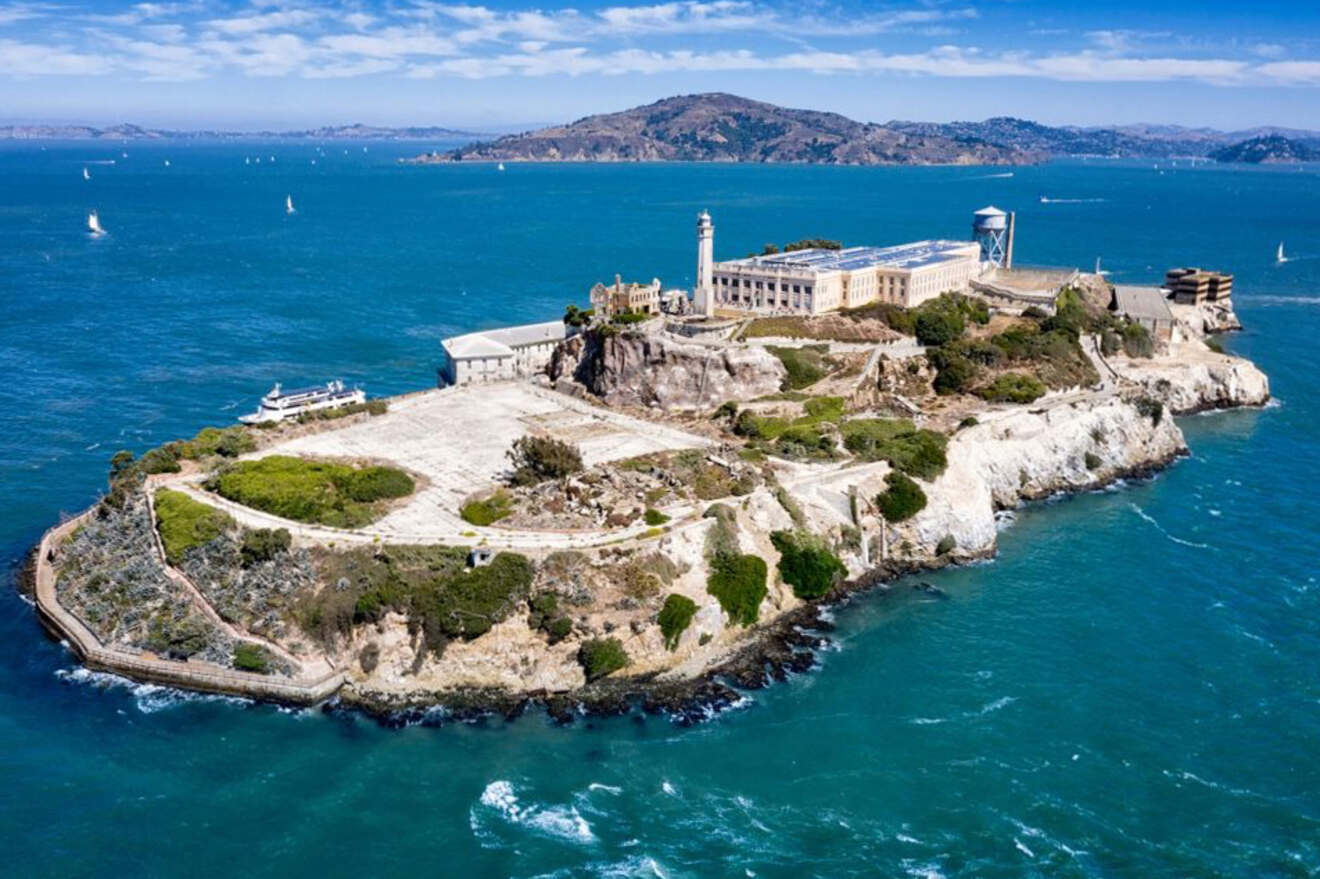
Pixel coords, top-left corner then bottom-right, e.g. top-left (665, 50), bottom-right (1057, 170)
top-left (238, 380), bottom-right (365, 424)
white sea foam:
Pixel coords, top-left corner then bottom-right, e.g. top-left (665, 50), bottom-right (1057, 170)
top-left (661, 780), bottom-right (677, 797)
top-left (910, 696), bottom-right (1016, 726)
top-left (472, 780), bottom-right (597, 846)
top-left (588, 783), bottom-right (623, 795)
top-left (1129, 503), bottom-right (1210, 549)
top-left (1014, 838), bottom-right (1036, 858)
top-left (54, 667), bottom-right (249, 713)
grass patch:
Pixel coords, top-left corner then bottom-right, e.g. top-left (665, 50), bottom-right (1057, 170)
top-left (978, 372), bottom-right (1047, 404)
top-left (232, 642), bottom-right (272, 674)
top-left (154, 489), bottom-right (233, 564)
top-left (840, 419), bottom-right (947, 479)
top-left (658, 593), bottom-right (699, 650)
top-left (770, 530), bottom-right (846, 599)
top-left (461, 489), bottom-right (514, 526)
top-left (766, 344), bottom-right (830, 390)
top-left (205, 455), bottom-right (414, 528)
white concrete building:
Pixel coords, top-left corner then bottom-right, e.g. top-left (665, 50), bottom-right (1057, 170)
top-left (710, 239), bottom-right (984, 315)
top-left (440, 320), bottom-right (574, 386)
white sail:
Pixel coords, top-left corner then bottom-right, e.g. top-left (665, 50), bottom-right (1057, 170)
top-left (82, 166), bottom-right (90, 180)
top-left (87, 210), bottom-right (104, 235)
top-left (285, 195), bottom-right (295, 214)
top-left (1277, 242), bottom-right (1287, 264)
top-left (497, 162), bottom-right (505, 171)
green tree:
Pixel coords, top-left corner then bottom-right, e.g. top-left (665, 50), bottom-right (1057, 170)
top-left (875, 471), bottom-right (927, 523)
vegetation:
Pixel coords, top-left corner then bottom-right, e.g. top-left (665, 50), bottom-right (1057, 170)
top-left (296, 399), bottom-right (388, 423)
top-left (770, 530), bottom-right (846, 600)
top-left (1134, 396), bottom-right (1165, 425)
top-left (840, 419), bottom-right (947, 479)
top-left (621, 449), bottom-right (758, 501)
top-left (706, 552), bottom-right (768, 626)
top-left (507, 435), bottom-right (584, 486)
top-left (239, 527), bottom-right (291, 567)
top-left (460, 489), bottom-right (514, 526)
top-left (144, 613), bottom-right (214, 659)
top-left (154, 489), bottom-right (233, 564)
top-left (611, 307), bottom-right (651, 326)
top-left (874, 471), bottom-right (927, 523)
top-left (914, 309), bottom-right (965, 347)
top-left (1205, 335), bottom-right (1226, 354)
top-left (1121, 322), bottom-right (1154, 358)
top-left (578, 638), bottom-right (629, 681)
top-left (766, 344), bottom-right (831, 390)
top-left (232, 642), bottom-right (272, 674)
top-left (783, 238), bottom-right (842, 252)
top-left (978, 372), bottom-right (1047, 404)
top-left (301, 545), bottom-right (534, 656)
top-left (205, 456), bottom-right (414, 528)
top-left (658, 593), bottom-right (698, 650)
top-left (527, 592), bottom-right (574, 644)
top-left (935, 534), bottom-right (957, 556)
top-left (1084, 452), bottom-right (1102, 470)
top-left (181, 426), bottom-right (257, 459)
top-left (563, 304), bottom-right (594, 327)
top-left (713, 400), bottom-right (739, 421)
top-left (644, 508), bottom-right (670, 527)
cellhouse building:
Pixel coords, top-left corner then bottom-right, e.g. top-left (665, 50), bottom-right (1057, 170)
top-left (700, 207), bottom-right (1011, 316)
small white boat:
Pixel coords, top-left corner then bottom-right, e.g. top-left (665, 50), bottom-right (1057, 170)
top-left (245, 157), bottom-right (250, 165)
top-left (1277, 242), bottom-right (1288, 264)
top-left (87, 210), bottom-right (105, 236)
top-left (285, 194), bottom-right (296, 214)
top-left (121, 151), bottom-right (128, 158)
top-left (163, 159), bottom-right (170, 167)
top-left (82, 166), bottom-right (90, 180)
top-left (238, 380), bottom-right (366, 424)
top-left (497, 162), bottom-right (505, 171)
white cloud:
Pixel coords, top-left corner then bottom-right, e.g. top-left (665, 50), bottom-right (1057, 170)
top-left (203, 9), bottom-right (321, 36)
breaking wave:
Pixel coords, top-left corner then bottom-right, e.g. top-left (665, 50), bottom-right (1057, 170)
top-left (470, 780), bottom-right (597, 848)
top-left (54, 667), bottom-right (250, 713)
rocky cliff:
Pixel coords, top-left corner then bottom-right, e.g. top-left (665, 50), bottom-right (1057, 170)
top-left (550, 330), bottom-right (786, 411)
top-left (1118, 353), bottom-right (1270, 414)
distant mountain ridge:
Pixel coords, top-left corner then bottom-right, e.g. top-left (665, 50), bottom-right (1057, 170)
top-left (0, 122), bottom-right (485, 140)
top-left (1207, 135), bottom-right (1320, 164)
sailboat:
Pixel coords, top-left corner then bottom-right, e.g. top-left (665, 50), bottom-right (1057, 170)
top-left (497, 162), bottom-right (505, 172)
top-left (163, 159), bottom-right (170, 167)
top-left (1276, 242), bottom-right (1288, 264)
top-left (1094, 257), bottom-right (1110, 277)
top-left (285, 194), bottom-right (296, 215)
top-left (82, 167), bottom-right (90, 180)
top-left (87, 210), bottom-right (105, 236)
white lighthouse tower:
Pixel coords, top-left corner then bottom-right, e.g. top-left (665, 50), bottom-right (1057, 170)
top-left (695, 210), bottom-right (715, 317)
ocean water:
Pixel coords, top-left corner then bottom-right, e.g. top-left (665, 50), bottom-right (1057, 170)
top-left (2, 143), bottom-right (1318, 877)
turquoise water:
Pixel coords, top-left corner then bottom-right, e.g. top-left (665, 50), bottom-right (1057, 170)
top-left (2, 144), bottom-right (1318, 877)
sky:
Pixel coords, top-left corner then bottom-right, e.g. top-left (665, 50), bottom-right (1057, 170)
top-left (2, 0), bottom-right (1320, 130)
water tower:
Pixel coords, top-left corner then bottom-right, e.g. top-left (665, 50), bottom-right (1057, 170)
top-left (972, 205), bottom-right (1015, 269)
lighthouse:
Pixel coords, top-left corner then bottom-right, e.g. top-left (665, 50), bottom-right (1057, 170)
top-left (695, 210), bottom-right (714, 317)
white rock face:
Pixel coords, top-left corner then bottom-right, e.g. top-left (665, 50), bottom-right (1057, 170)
top-left (550, 331), bottom-right (786, 411)
top-left (898, 396), bottom-right (1186, 557)
top-left (1117, 350), bottom-right (1270, 414)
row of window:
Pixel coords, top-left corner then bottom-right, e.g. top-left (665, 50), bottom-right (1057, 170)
top-left (716, 276), bottom-right (813, 296)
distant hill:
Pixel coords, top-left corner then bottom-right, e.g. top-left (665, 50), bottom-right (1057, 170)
top-left (1208, 135), bottom-right (1320, 164)
top-left (423, 93), bottom-right (1040, 166)
top-left (0, 122), bottom-right (484, 141)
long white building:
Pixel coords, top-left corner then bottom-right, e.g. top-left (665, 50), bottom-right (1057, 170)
top-left (439, 320), bottom-right (574, 386)
top-left (710, 240), bottom-right (984, 315)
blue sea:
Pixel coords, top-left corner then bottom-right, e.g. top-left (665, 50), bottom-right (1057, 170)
top-left (2, 143), bottom-right (1318, 877)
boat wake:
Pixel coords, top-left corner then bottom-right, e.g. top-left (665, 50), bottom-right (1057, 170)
top-left (1039, 197), bottom-right (1108, 204)
top-left (1128, 503), bottom-right (1210, 549)
top-left (469, 780), bottom-right (597, 848)
top-left (909, 696), bottom-right (1018, 726)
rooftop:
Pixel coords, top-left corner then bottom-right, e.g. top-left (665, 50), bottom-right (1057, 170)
top-left (442, 320), bottom-right (568, 360)
top-left (719, 240), bottom-right (979, 274)
top-left (1113, 285), bottom-right (1174, 323)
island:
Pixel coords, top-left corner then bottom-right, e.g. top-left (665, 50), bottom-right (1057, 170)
top-left (25, 207), bottom-right (1269, 724)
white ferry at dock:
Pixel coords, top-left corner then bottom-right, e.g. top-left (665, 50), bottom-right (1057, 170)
top-left (238, 380), bottom-right (365, 424)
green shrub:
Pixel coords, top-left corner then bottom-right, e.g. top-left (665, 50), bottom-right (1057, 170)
top-left (1021, 305), bottom-right (1049, 320)
top-left (232, 642), bottom-right (272, 674)
top-left (928, 349), bottom-right (977, 394)
top-left (204, 456), bottom-right (413, 528)
top-left (766, 344), bottom-right (830, 390)
top-left (139, 445), bottom-right (182, 474)
top-left (579, 638), bottom-right (628, 681)
top-left (784, 238), bottom-right (842, 252)
top-left (528, 592), bottom-right (573, 643)
top-left (840, 419), bottom-right (947, 479)
top-left (155, 489), bottom-right (233, 564)
top-left (958, 416), bottom-right (979, 429)
top-left (1121, 322), bottom-right (1154, 358)
top-left (507, 435), bottom-right (583, 486)
top-left (460, 490), bottom-right (514, 526)
top-left (183, 426), bottom-right (256, 459)
top-left (1134, 396), bottom-right (1164, 425)
top-left (612, 308), bottom-right (649, 325)
top-left (409, 553), bottom-right (535, 652)
top-left (773, 423), bottom-right (836, 460)
top-left (770, 530), bottom-right (846, 599)
top-left (1205, 335), bottom-right (1226, 354)
top-left (1100, 330), bottom-right (1122, 356)
top-left (874, 472), bottom-right (927, 523)
top-left (802, 396), bottom-right (845, 421)
top-left (1084, 451), bottom-right (1102, 470)
top-left (914, 309), bottom-right (965, 346)
top-left (713, 400), bottom-right (739, 420)
top-left (644, 508), bottom-right (670, 526)
top-left (978, 372), bottom-right (1047, 404)
top-left (658, 593), bottom-right (699, 650)
top-left (706, 552), bottom-right (767, 626)
top-left (734, 410), bottom-right (791, 440)
top-left (935, 534), bottom-right (957, 556)
top-left (240, 527), bottom-right (291, 566)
